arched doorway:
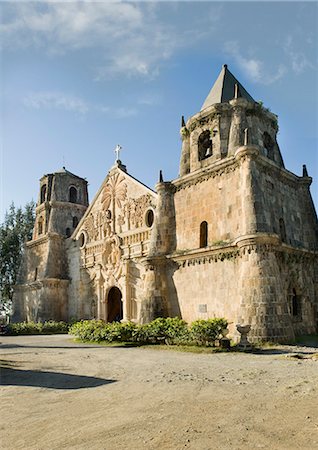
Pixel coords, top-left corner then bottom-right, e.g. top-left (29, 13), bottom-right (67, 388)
top-left (107, 287), bottom-right (123, 322)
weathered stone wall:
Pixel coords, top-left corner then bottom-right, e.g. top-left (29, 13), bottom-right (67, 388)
top-left (166, 242), bottom-right (317, 342)
top-left (251, 157), bottom-right (318, 249)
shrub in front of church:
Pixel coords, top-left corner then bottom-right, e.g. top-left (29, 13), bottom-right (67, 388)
top-left (189, 318), bottom-right (228, 347)
top-left (134, 317), bottom-right (189, 344)
top-left (69, 320), bottom-right (138, 343)
top-left (7, 320), bottom-right (69, 335)
top-left (69, 317), bottom-right (228, 346)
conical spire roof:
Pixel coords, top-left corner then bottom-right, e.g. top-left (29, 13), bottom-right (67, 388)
top-left (201, 64), bottom-right (255, 111)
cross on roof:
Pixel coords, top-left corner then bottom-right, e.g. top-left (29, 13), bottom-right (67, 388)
top-left (115, 144), bottom-right (122, 162)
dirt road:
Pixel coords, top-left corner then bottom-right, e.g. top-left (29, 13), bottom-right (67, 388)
top-left (1, 335), bottom-right (318, 450)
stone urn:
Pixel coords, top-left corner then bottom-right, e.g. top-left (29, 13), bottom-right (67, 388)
top-left (220, 328), bottom-right (231, 350)
top-left (236, 324), bottom-right (252, 351)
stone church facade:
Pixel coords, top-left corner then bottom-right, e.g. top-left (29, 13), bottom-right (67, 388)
top-left (13, 65), bottom-right (318, 342)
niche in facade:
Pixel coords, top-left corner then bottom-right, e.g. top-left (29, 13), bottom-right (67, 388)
top-left (198, 130), bottom-right (213, 161)
top-left (38, 217), bottom-right (43, 235)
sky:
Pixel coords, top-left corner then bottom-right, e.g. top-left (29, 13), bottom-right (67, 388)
top-left (1, 1), bottom-right (317, 224)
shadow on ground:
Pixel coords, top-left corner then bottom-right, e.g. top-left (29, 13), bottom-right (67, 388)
top-left (0, 366), bottom-right (116, 390)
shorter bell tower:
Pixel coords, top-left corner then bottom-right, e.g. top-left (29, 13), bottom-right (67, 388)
top-left (13, 167), bottom-right (88, 322)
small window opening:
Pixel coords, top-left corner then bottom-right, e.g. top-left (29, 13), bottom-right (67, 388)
top-left (69, 186), bottom-right (78, 203)
top-left (40, 185), bottom-right (47, 203)
top-left (279, 218), bottom-right (286, 243)
top-left (200, 221), bottom-right (208, 248)
top-left (292, 289), bottom-right (301, 317)
top-left (263, 132), bottom-right (274, 160)
top-left (38, 217), bottom-right (43, 235)
top-left (145, 209), bottom-right (154, 227)
top-left (66, 227), bottom-right (71, 238)
top-left (106, 210), bottom-right (112, 219)
top-left (198, 131), bottom-right (213, 161)
top-left (73, 216), bottom-right (79, 228)
top-left (34, 267), bottom-right (38, 281)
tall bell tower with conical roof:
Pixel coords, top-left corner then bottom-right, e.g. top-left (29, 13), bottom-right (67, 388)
top-left (180, 64), bottom-right (284, 177)
top-left (144, 64), bottom-right (318, 342)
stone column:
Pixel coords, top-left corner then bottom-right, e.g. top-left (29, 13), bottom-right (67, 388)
top-left (122, 259), bottom-right (131, 322)
top-left (179, 127), bottom-right (190, 176)
top-left (140, 181), bottom-right (176, 323)
top-left (148, 181), bottom-right (176, 256)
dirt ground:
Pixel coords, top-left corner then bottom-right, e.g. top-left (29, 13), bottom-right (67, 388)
top-left (1, 335), bottom-right (318, 450)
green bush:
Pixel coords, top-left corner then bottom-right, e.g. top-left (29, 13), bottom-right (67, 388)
top-left (69, 317), bottom-right (228, 347)
top-left (69, 320), bottom-right (139, 343)
top-left (190, 318), bottom-right (228, 346)
top-left (7, 320), bottom-right (69, 335)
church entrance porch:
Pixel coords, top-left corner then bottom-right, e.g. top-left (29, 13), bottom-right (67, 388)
top-left (107, 286), bottom-right (123, 322)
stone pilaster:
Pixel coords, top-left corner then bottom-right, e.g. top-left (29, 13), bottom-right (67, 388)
top-left (228, 98), bottom-right (249, 156)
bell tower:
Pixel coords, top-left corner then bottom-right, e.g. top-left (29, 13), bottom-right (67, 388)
top-left (13, 167), bottom-right (89, 322)
top-left (180, 64), bottom-right (284, 176)
top-left (34, 167), bottom-right (88, 240)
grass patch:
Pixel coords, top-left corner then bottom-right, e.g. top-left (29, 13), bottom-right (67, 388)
top-left (72, 338), bottom-right (142, 347)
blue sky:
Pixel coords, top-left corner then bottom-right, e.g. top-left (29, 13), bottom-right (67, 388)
top-left (1, 1), bottom-right (317, 223)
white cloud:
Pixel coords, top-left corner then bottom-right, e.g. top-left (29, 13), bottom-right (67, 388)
top-left (283, 35), bottom-right (313, 75)
top-left (224, 41), bottom-right (286, 85)
top-left (1, 2), bottom-right (184, 79)
top-left (24, 91), bottom-right (89, 114)
top-left (23, 91), bottom-right (137, 118)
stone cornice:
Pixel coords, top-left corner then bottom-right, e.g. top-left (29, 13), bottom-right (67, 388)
top-left (48, 201), bottom-right (88, 210)
top-left (26, 232), bottom-right (64, 248)
top-left (173, 155), bottom-right (238, 191)
top-left (163, 233), bottom-right (317, 267)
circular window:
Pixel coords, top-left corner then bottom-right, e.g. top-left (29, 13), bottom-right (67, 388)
top-left (79, 232), bottom-right (86, 248)
top-left (145, 209), bottom-right (154, 227)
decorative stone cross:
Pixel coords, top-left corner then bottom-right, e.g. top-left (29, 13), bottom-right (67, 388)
top-left (115, 144), bottom-right (122, 162)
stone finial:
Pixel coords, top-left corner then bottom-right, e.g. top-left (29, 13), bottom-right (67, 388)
top-left (159, 170), bottom-right (163, 183)
top-left (234, 83), bottom-right (239, 99)
top-left (181, 115), bottom-right (186, 128)
top-left (244, 128), bottom-right (249, 146)
top-left (303, 164), bottom-right (308, 177)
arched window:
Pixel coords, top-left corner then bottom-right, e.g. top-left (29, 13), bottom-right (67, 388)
top-left (73, 216), bottom-right (79, 228)
top-left (38, 217), bottom-right (43, 235)
top-left (279, 218), bottom-right (286, 243)
top-left (40, 185), bottom-right (47, 203)
top-left (198, 130), bottom-right (212, 161)
top-left (65, 227), bottom-right (71, 237)
top-left (69, 186), bottom-right (77, 203)
top-left (200, 221), bottom-right (208, 248)
top-left (263, 132), bottom-right (274, 160)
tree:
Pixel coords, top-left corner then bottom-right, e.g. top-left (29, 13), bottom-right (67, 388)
top-left (0, 201), bottom-right (35, 316)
